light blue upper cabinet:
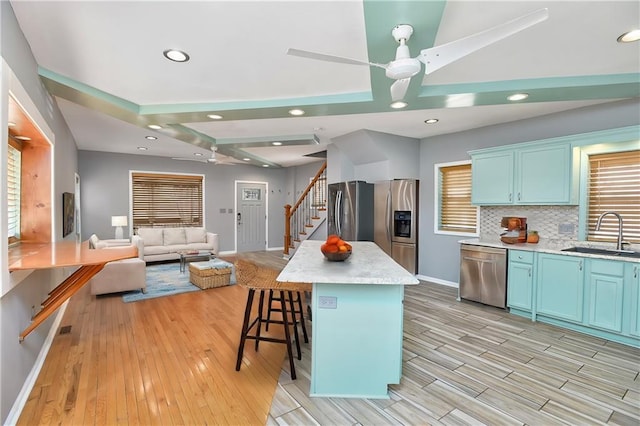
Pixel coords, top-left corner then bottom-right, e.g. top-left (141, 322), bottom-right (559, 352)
top-left (470, 142), bottom-right (578, 205)
top-left (471, 151), bottom-right (514, 204)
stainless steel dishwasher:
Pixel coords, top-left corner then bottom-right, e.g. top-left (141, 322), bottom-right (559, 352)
top-left (459, 244), bottom-right (507, 308)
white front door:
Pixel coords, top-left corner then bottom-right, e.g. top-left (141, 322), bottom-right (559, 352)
top-left (236, 181), bottom-right (267, 252)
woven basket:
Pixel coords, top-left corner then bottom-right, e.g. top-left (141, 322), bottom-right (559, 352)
top-left (189, 264), bottom-right (232, 289)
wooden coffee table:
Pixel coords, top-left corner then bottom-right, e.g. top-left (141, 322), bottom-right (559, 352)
top-left (178, 250), bottom-right (214, 273)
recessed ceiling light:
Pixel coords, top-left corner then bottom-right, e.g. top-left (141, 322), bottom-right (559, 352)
top-left (508, 93), bottom-right (529, 101)
top-left (424, 119), bottom-right (439, 124)
top-left (8, 121), bottom-right (16, 127)
top-left (288, 109), bottom-right (305, 116)
top-left (390, 101), bottom-right (408, 109)
top-left (148, 124), bottom-right (162, 130)
top-left (145, 135), bottom-right (157, 140)
top-left (243, 158), bottom-right (251, 161)
top-left (194, 153), bottom-right (203, 157)
top-left (163, 49), bottom-right (190, 62)
top-left (14, 135), bottom-right (31, 141)
top-left (262, 164), bottom-right (269, 168)
top-left (272, 141), bottom-right (283, 146)
top-left (617, 29), bottom-right (640, 43)
top-left (137, 147), bottom-right (148, 151)
top-left (207, 114), bottom-right (223, 120)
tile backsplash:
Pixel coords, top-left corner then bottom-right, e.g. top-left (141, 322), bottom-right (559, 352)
top-left (480, 205), bottom-right (580, 245)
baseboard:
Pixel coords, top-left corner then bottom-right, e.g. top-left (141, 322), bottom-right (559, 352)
top-left (416, 274), bottom-right (459, 288)
top-left (5, 300), bottom-right (69, 425)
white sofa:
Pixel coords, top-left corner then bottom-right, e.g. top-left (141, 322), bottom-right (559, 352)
top-left (132, 227), bottom-right (219, 263)
top-left (87, 234), bottom-right (146, 295)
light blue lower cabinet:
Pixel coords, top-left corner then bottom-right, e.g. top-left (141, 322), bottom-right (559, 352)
top-left (629, 263), bottom-right (640, 338)
top-left (586, 259), bottom-right (625, 333)
top-left (507, 250), bottom-right (534, 316)
top-left (310, 283), bottom-right (404, 398)
top-left (509, 251), bottom-right (639, 347)
top-left (536, 254), bottom-right (584, 323)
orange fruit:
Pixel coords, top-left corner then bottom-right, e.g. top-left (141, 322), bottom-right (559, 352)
top-left (338, 245), bottom-right (348, 252)
top-left (325, 244), bottom-right (339, 253)
top-left (326, 235), bottom-right (340, 245)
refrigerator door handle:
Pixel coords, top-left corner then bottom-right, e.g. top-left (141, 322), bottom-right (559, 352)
top-left (335, 190), bottom-right (342, 236)
top-left (385, 191), bottom-right (391, 243)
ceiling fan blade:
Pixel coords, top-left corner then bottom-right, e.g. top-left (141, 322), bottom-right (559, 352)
top-left (171, 157), bottom-right (208, 163)
top-left (287, 48), bottom-right (387, 70)
top-left (390, 78), bottom-right (411, 102)
top-left (418, 8), bottom-right (548, 75)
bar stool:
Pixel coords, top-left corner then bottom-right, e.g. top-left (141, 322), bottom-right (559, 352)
top-left (234, 259), bottom-right (312, 380)
top-left (265, 289), bottom-right (309, 344)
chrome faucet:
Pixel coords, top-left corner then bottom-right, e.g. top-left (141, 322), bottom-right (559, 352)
top-left (595, 211), bottom-right (624, 251)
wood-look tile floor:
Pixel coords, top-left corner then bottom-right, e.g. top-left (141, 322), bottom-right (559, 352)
top-left (18, 251), bottom-right (640, 425)
top-left (268, 283), bottom-right (640, 425)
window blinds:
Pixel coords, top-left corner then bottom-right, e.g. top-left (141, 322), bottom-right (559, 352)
top-left (132, 173), bottom-right (203, 229)
top-left (587, 150), bottom-right (640, 243)
top-left (440, 164), bottom-right (477, 233)
top-left (7, 142), bottom-right (21, 242)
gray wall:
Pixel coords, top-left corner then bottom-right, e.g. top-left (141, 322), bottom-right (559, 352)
top-left (418, 98), bottom-right (640, 284)
top-left (78, 151), bottom-right (325, 251)
top-left (1, 2), bottom-right (79, 423)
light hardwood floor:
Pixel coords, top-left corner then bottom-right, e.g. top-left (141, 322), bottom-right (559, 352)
top-left (18, 252), bottom-right (640, 425)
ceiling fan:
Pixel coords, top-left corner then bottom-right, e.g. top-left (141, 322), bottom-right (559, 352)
top-left (172, 146), bottom-right (236, 165)
top-left (287, 8), bottom-right (549, 102)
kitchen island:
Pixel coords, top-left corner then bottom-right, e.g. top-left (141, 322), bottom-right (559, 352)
top-left (277, 240), bottom-right (419, 398)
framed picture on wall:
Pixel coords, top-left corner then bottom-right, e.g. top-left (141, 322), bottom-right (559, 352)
top-left (62, 192), bottom-right (75, 238)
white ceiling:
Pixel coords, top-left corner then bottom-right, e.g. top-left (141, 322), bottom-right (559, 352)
top-left (9, 0), bottom-right (640, 167)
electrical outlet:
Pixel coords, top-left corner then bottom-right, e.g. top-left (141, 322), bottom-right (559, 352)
top-left (318, 296), bottom-right (337, 309)
top-left (558, 223), bottom-right (575, 234)
top-left (219, 208), bottom-right (226, 213)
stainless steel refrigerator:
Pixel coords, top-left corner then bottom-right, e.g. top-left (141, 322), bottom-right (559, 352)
top-left (374, 179), bottom-right (419, 274)
top-left (327, 181), bottom-right (374, 241)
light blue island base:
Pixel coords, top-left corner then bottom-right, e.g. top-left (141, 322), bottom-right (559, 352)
top-left (276, 240), bottom-right (419, 399)
top-left (310, 283), bottom-right (404, 399)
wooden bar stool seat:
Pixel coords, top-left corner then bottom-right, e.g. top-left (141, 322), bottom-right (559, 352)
top-left (234, 259), bottom-right (312, 380)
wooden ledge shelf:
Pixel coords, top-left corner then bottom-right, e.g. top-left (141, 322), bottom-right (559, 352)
top-left (9, 241), bottom-right (137, 341)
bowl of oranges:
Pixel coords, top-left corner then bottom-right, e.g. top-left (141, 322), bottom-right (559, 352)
top-left (320, 234), bottom-right (352, 261)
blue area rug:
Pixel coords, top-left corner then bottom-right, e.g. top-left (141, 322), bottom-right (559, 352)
top-left (122, 261), bottom-right (235, 303)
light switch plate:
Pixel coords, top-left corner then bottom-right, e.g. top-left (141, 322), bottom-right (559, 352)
top-left (318, 296), bottom-right (337, 309)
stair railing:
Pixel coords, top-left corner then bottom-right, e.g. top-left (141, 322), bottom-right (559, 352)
top-left (284, 161), bottom-right (327, 255)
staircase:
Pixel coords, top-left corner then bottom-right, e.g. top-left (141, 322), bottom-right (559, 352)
top-left (283, 162), bottom-right (327, 259)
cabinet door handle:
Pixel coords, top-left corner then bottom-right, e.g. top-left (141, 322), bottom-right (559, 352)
top-left (635, 266), bottom-right (638, 278)
top-left (518, 192), bottom-right (521, 201)
top-left (579, 261), bottom-right (583, 271)
top-left (528, 267), bottom-right (532, 277)
top-left (518, 255), bottom-right (523, 260)
top-left (509, 193), bottom-right (512, 202)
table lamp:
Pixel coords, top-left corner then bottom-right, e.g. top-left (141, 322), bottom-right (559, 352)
top-left (111, 216), bottom-right (127, 239)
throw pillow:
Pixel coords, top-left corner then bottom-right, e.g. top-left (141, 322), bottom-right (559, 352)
top-left (185, 227), bottom-right (207, 244)
top-left (137, 228), bottom-right (164, 246)
top-left (163, 227), bottom-right (187, 245)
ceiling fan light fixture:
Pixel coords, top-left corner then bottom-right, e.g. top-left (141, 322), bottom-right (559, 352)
top-left (207, 114), bottom-right (223, 120)
top-left (148, 124), bottom-right (162, 130)
top-left (390, 101), bottom-right (408, 109)
top-left (617, 29), bottom-right (640, 43)
top-left (288, 109), bottom-right (305, 116)
top-left (508, 93), bottom-right (529, 101)
top-left (163, 49), bottom-right (190, 62)
top-left (424, 118), bottom-right (439, 124)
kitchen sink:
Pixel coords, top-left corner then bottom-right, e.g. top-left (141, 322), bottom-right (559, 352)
top-left (561, 247), bottom-right (640, 259)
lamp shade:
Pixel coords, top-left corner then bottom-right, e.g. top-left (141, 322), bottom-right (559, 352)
top-left (111, 216), bottom-right (128, 227)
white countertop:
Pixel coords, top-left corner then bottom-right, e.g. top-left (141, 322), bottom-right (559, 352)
top-left (459, 238), bottom-right (640, 263)
top-left (277, 240), bottom-right (420, 285)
